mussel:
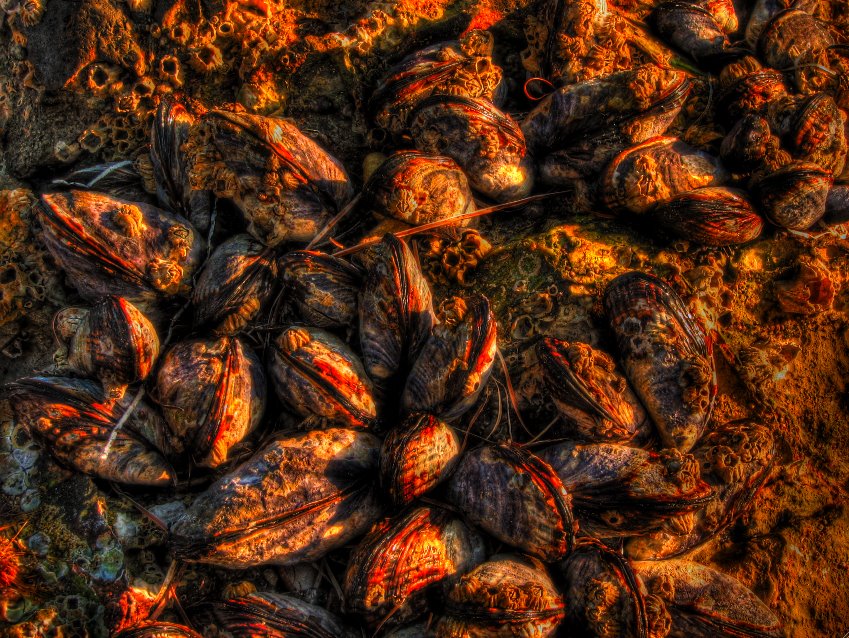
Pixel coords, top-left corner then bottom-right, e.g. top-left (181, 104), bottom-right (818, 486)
top-left (198, 592), bottom-right (359, 637)
top-left (279, 249), bottom-right (362, 329)
top-left (11, 377), bottom-right (175, 486)
top-left (604, 271), bottom-right (716, 452)
top-left (653, 187), bottom-right (765, 246)
top-left (752, 161), bottom-right (832, 230)
top-left (380, 412), bottom-right (462, 506)
top-left (191, 234), bottom-right (279, 335)
top-left (409, 95), bottom-right (534, 202)
top-left (344, 507), bottom-right (486, 627)
top-left (402, 294), bottom-right (497, 421)
top-left (184, 109), bottom-right (354, 246)
top-left (155, 336), bottom-right (266, 468)
top-left (170, 428), bottom-right (383, 567)
top-left (758, 9), bottom-right (833, 75)
top-left (536, 337), bottom-right (650, 444)
top-left (270, 326), bottom-right (377, 429)
top-left (38, 190), bottom-right (204, 317)
top-left (370, 30), bottom-right (504, 138)
top-left (602, 137), bottom-right (728, 215)
top-left (447, 442), bottom-right (574, 561)
top-left (114, 623), bottom-right (203, 638)
top-left (437, 554), bottom-right (565, 638)
top-left (54, 296), bottom-right (159, 399)
top-left (361, 152), bottom-right (476, 227)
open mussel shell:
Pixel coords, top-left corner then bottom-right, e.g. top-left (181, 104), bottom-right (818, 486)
top-left (402, 295), bottom-right (497, 421)
top-left (370, 30), bottom-right (504, 138)
top-left (752, 161), bottom-right (832, 230)
top-left (521, 65), bottom-right (690, 154)
top-left (653, 187), bottom-right (765, 246)
top-left (627, 419), bottom-right (775, 560)
top-left (359, 234), bottom-right (435, 401)
top-left (279, 249), bottom-right (362, 329)
top-left (634, 560), bottom-right (782, 637)
top-left (651, 1), bottom-right (738, 67)
top-left (150, 95), bottom-right (214, 234)
top-left (170, 428), bottom-right (383, 568)
top-left (602, 137), bottom-right (728, 215)
top-left (758, 9), bottom-right (833, 74)
top-left (437, 554), bottom-right (565, 638)
top-left (10, 376), bottom-right (175, 486)
top-left (197, 592), bottom-right (359, 638)
top-left (787, 92), bottom-right (847, 177)
top-left (380, 412), bottom-right (462, 506)
top-left (604, 272), bottom-right (715, 452)
top-left (562, 539), bottom-right (653, 638)
top-left (270, 326), bottom-right (377, 429)
top-left (540, 442), bottom-right (713, 538)
top-left (344, 507), bottom-right (486, 627)
top-left (192, 234), bottom-right (279, 335)
top-left (447, 442), bottom-right (574, 561)
top-left (55, 296), bottom-right (159, 398)
top-left (114, 622), bottom-right (203, 638)
top-left (362, 151), bottom-right (476, 227)
top-left (536, 337), bottom-right (650, 444)
top-left (155, 336), bottom-right (266, 468)
top-left (409, 95), bottom-right (534, 202)
top-left (184, 109), bottom-right (354, 246)
top-left (38, 190), bottom-right (205, 318)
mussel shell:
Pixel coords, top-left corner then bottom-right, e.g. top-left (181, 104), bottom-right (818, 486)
top-left (359, 234), bottom-right (435, 401)
top-left (521, 65), bottom-right (690, 154)
top-left (270, 326), bottom-right (377, 428)
top-left (170, 428), bottom-right (383, 567)
top-left (150, 95), bottom-right (214, 234)
top-left (717, 69), bottom-right (788, 124)
top-left (602, 137), bottom-right (728, 215)
top-left (192, 234), bottom-right (279, 335)
top-left (10, 377), bottom-right (175, 486)
top-left (626, 419), bottom-right (775, 560)
top-left (720, 115), bottom-right (775, 173)
top-left (156, 336), bottom-right (266, 468)
top-left (370, 31), bottom-right (504, 138)
top-left (788, 93), bottom-right (847, 176)
top-left (562, 540), bottom-right (651, 638)
top-left (774, 257), bottom-right (835, 315)
top-left (362, 151), bottom-right (476, 226)
top-left (758, 9), bottom-right (833, 72)
top-left (52, 161), bottom-right (150, 202)
top-left (409, 95), bottom-right (534, 202)
top-left (744, 0), bottom-right (785, 48)
top-left (38, 190), bottom-right (205, 315)
top-left (540, 442), bottom-right (713, 538)
top-left (185, 110), bottom-right (354, 246)
top-left (402, 295), bottom-right (497, 421)
top-left (447, 443), bottom-right (573, 560)
top-left (198, 592), bottom-right (359, 638)
top-left (752, 161), bottom-right (832, 230)
top-left (114, 623), bottom-right (202, 638)
top-left (604, 271), bottom-right (715, 452)
top-left (380, 413), bottom-right (462, 506)
top-left (536, 337), bottom-right (649, 444)
top-left (344, 507), bottom-right (486, 626)
top-left (279, 250), bottom-right (362, 329)
top-left (653, 187), bottom-right (765, 246)
top-left (437, 554), bottom-right (565, 638)
top-left (651, 1), bottom-right (733, 66)
top-left (57, 296), bottom-right (160, 394)
top-left (634, 560), bottom-right (783, 637)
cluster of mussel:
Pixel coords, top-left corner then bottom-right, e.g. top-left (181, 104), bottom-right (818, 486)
top-left (3, 6), bottom-right (803, 636)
